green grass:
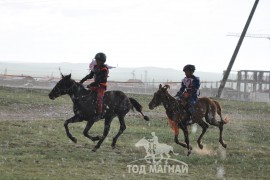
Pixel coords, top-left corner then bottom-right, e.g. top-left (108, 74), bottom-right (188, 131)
top-left (0, 87), bottom-right (68, 105)
top-left (0, 87), bottom-right (270, 179)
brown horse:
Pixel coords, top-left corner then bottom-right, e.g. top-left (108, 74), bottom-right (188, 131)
top-left (148, 84), bottom-right (228, 156)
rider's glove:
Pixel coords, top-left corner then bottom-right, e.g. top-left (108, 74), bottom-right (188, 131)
top-left (174, 92), bottom-right (183, 100)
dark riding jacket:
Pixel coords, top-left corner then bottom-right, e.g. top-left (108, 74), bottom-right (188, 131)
top-left (177, 75), bottom-right (200, 99)
top-left (80, 65), bottom-right (108, 89)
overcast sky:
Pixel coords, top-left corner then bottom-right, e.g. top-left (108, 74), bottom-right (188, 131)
top-left (0, 0), bottom-right (269, 73)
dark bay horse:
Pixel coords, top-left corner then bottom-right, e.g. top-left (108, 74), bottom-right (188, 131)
top-left (49, 74), bottom-right (149, 152)
top-left (148, 84), bottom-right (228, 156)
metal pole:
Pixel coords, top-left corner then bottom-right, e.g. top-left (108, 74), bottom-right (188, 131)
top-left (217, 0), bottom-right (259, 98)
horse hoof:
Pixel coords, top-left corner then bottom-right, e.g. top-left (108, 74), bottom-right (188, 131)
top-left (187, 150), bottom-right (191, 156)
top-left (92, 147), bottom-right (97, 152)
top-left (111, 145), bottom-right (116, 149)
top-left (71, 137), bottom-right (77, 143)
top-left (222, 144), bottom-right (227, 148)
top-left (199, 144), bottom-right (203, 149)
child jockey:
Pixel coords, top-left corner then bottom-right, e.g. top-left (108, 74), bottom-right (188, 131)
top-left (80, 52), bottom-right (109, 120)
top-left (175, 64), bottom-right (200, 125)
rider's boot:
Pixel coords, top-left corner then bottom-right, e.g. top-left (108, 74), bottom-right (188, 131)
top-left (92, 101), bottom-right (104, 121)
top-left (92, 114), bottom-right (102, 121)
top-left (184, 105), bottom-right (195, 125)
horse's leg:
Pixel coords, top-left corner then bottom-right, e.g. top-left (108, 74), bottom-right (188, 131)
top-left (174, 134), bottom-right (192, 150)
top-left (64, 115), bottom-right (83, 143)
top-left (206, 116), bottom-right (227, 148)
top-left (158, 153), bottom-right (164, 164)
top-left (111, 115), bottom-right (126, 149)
top-left (92, 117), bottom-right (113, 152)
top-left (164, 153), bottom-right (170, 165)
top-left (179, 122), bottom-right (191, 156)
top-left (170, 120), bottom-right (190, 149)
top-left (144, 154), bottom-right (151, 164)
top-left (196, 120), bottom-right (209, 149)
top-left (83, 120), bottom-right (100, 142)
top-left (218, 122), bottom-right (227, 148)
top-left (152, 154), bottom-right (156, 164)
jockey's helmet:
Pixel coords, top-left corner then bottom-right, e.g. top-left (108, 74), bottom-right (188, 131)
top-left (95, 52), bottom-right (106, 64)
top-left (183, 64), bottom-right (195, 72)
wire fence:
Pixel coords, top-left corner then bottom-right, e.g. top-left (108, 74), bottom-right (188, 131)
top-left (1, 74), bottom-right (270, 103)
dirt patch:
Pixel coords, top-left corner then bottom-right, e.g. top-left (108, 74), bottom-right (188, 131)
top-left (193, 146), bottom-right (217, 156)
top-left (0, 104), bottom-right (73, 121)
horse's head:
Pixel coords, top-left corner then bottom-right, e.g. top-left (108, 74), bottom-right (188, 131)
top-left (148, 84), bottom-right (170, 110)
top-left (135, 137), bottom-right (148, 147)
top-left (49, 74), bottom-right (76, 100)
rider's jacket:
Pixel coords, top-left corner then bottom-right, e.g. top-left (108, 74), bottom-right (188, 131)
top-left (177, 75), bottom-right (200, 97)
top-left (80, 65), bottom-right (109, 88)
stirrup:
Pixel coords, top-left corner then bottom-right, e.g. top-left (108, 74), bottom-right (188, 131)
top-left (185, 119), bottom-right (193, 125)
top-left (92, 114), bottom-right (102, 121)
top-left (184, 116), bottom-right (193, 125)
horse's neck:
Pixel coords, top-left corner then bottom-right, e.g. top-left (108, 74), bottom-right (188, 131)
top-left (162, 94), bottom-right (178, 112)
top-left (162, 94), bottom-right (176, 110)
top-left (69, 83), bottom-right (90, 102)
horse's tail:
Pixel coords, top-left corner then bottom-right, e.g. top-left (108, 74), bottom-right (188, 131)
top-left (129, 98), bottom-right (150, 121)
top-left (212, 99), bottom-right (229, 124)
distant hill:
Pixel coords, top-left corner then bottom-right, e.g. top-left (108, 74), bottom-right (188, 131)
top-left (110, 67), bottom-right (223, 82)
top-left (0, 62), bottom-right (223, 82)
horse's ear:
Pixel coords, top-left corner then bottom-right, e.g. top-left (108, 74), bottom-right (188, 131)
top-left (66, 74), bottom-right (71, 79)
top-left (164, 84), bottom-right (170, 90)
top-left (59, 67), bottom-right (64, 78)
top-left (159, 84), bottom-right (162, 89)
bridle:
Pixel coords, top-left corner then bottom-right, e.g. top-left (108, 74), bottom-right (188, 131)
top-left (52, 81), bottom-right (77, 96)
top-left (151, 89), bottom-right (170, 108)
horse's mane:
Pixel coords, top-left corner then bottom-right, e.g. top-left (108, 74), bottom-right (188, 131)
top-left (161, 86), bottom-right (184, 113)
top-left (162, 85), bottom-right (177, 102)
top-left (69, 78), bottom-right (91, 95)
top-left (165, 90), bottom-right (176, 100)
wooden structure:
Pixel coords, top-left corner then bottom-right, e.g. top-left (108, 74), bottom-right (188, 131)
top-left (235, 70), bottom-right (270, 93)
top-left (226, 70), bottom-right (270, 101)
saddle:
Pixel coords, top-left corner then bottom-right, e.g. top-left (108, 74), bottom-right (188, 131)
top-left (178, 92), bottom-right (192, 116)
top-left (88, 86), bottom-right (106, 116)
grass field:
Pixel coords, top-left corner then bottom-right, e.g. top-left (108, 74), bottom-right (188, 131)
top-left (0, 86), bottom-right (270, 179)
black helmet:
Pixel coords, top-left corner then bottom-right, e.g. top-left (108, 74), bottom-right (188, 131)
top-left (95, 52), bottom-right (106, 63)
top-left (183, 64), bottom-right (195, 72)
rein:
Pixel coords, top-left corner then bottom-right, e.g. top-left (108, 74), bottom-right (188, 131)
top-left (72, 83), bottom-right (110, 102)
top-left (163, 92), bottom-right (181, 112)
top-left (53, 82), bottom-right (77, 95)
top-left (69, 82), bottom-right (93, 100)
top-left (164, 92), bottom-right (189, 121)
